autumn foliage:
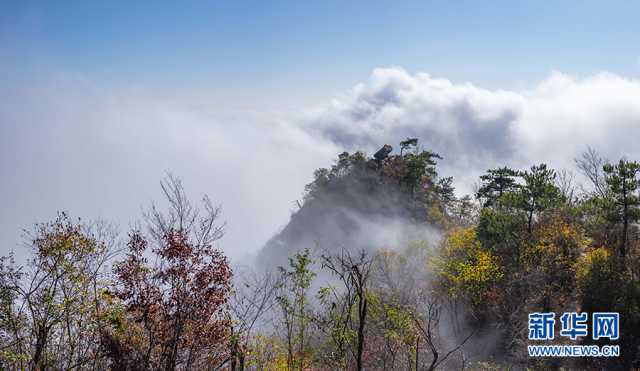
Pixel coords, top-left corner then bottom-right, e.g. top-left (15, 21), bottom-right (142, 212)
top-left (103, 229), bottom-right (232, 370)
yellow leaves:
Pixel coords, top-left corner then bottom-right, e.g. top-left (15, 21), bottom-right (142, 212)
top-left (100, 288), bottom-right (115, 305)
top-left (245, 333), bottom-right (290, 371)
top-left (525, 217), bottom-right (588, 278)
top-left (584, 246), bottom-right (611, 263)
top-left (446, 227), bottom-right (480, 252)
top-left (436, 227), bottom-right (502, 305)
top-left (458, 249), bottom-right (501, 284)
top-left (1, 350), bottom-right (29, 364)
top-left (574, 246), bottom-right (624, 311)
top-left (576, 247), bottom-right (614, 284)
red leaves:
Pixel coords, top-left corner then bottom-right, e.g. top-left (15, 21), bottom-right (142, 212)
top-left (108, 228), bottom-right (233, 369)
top-left (126, 230), bottom-right (148, 255)
top-left (157, 230), bottom-right (193, 260)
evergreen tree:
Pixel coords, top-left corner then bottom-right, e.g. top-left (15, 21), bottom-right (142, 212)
top-left (603, 159), bottom-right (640, 261)
top-left (519, 164), bottom-right (561, 234)
top-left (476, 167), bottom-right (521, 207)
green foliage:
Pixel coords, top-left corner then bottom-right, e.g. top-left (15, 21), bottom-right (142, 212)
top-left (476, 166), bottom-right (521, 207)
top-left (366, 292), bottom-right (419, 368)
top-left (399, 137), bottom-right (419, 155)
top-left (476, 206), bottom-right (527, 267)
top-left (576, 247), bottom-right (640, 369)
top-left (603, 159), bottom-right (640, 259)
top-left (303, 151), bottom-right (370, 201)
top-left (0, 213), bottom-right (113, 370)
top-left (276, 249), bottom-right (316, 370)
top-left (396, 148), bottom-right (441, 195)
top-left (315, 284), bottom-right (358, 369)
top-left (575, 194), bottom-right (617, 247)
top-left (576, 248), bottom-right (617, 308)
top-left (302, 139), bottom-right (454, 226)
top-left (603, 159), bottom-right (640, 211)
top-left (519, 164), bottom-right (562, 233)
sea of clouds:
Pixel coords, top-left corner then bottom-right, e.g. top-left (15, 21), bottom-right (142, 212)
top-left (2, 67), bottom-right (640, 261)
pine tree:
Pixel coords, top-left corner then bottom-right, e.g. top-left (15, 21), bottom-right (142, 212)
top-left (603, 159), bottom-right (640, 261)
top-left (476, 167), bottom-right (521, 207)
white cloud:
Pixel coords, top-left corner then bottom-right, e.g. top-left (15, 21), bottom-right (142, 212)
top-left (0, 76), bottom-right (338, 262)
top-left (3, 67), bottom-right (640, 263)
top-left (303, 67), bottom-right (640, 191)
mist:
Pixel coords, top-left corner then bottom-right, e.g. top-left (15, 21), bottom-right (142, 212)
top-left (4, 67), bottom-right (640, 266)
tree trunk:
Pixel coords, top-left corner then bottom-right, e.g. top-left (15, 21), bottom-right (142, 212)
top-left (33, 323), bottom-right (49, 371)
top-left (415, 337), bottom-right (419, 371)
top-left (356, 294), bottom-right (367, 371)
top-left (622, 189), bottom-right (628, 261)
top-left (427, 351), bottom-right (438, 371)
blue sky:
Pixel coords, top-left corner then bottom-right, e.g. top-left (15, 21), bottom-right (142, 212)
top-left (2, 1), bottom-right (640, 261)
top-left (3, 1), bottom-right (639, 104)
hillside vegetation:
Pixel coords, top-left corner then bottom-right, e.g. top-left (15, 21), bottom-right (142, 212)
top-left (1, 140), bottom-right (639, 370)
